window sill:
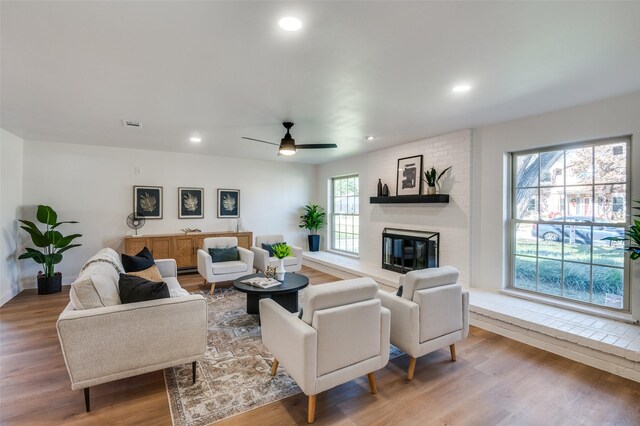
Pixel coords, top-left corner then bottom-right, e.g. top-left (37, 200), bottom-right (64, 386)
top-left (326, 249), bottom-right (360, 259)
top-left (500, 288), bottom-right (634, 323)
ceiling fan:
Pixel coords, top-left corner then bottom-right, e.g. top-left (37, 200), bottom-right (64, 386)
top-left (242, 122), bottom-right (337, 156)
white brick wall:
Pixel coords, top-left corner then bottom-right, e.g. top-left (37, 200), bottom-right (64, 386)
top-left (316, 129), bottom-right (473, 287)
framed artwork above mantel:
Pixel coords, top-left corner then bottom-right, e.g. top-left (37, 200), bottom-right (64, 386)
top-left (396, 155), bottom-right (423, 196)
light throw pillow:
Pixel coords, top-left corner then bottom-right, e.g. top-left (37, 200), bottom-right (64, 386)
top-left (69, 277), bottom-right (106, 310)
top-left (262, 242), bottom-right (286, 257)
top-left (126, 264), bottom-right (163, 282)
top-left (208, 246), bottom-right (239, 262)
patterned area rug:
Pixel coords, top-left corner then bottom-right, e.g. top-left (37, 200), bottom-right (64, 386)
top-left (164, 287), bottom-right (402, 426)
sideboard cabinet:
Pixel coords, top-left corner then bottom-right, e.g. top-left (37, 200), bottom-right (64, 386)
top-left (124, 231), bottom-right (253, 269)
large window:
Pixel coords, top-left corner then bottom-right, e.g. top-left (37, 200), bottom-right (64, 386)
top-left (511, 137), bottom-right (630, 310)
top-left (331, 175), bottom-right (359, 254)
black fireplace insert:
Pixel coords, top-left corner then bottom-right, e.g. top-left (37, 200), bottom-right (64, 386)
top-left (382, 228), bottom-right (439, 273)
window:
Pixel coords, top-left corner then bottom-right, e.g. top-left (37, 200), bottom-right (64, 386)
top-left (331, 175), bottom-right (359, 254)
top-left (511, 137), bottom-right (630, 310)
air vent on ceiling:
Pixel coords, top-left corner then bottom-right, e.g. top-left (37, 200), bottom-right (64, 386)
top-left (122, 120), bottom-right (142, 128)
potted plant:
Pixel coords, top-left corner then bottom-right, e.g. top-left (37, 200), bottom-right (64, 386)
top-left (18, 205), bottom-right (82, 294)
top-left (604, 199), bottom-right (640, 260)
top-left (423, 166), bottom-right (452, 195)
top-left (272, 243), bottom-right (291, 281)
top-left (299, 204), bottom-right (326, 252)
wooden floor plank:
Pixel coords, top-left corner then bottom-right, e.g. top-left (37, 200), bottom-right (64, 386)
top-left (1, 266), bottom-right (638, 425)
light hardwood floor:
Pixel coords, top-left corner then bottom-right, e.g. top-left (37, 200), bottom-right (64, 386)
top-left (1, 266), bottom-right (639, 425)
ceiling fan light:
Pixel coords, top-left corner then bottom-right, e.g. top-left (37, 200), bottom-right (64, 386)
top-left (279, 147), bottom-right (296, 156)
top-left (279, 138), bottom-right (296, 155)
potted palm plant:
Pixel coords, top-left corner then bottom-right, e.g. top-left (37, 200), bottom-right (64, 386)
top-left (272, 243), bottom-right (291, 281)
top-left (299, 204), bottom-right (326, 252)
top-left (18, 205), bottom-right (82, 294)
top-left (604, 199), bottom-right (640, 260)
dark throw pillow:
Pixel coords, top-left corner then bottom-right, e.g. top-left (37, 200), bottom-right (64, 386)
top-left (208, 246), bottom-right (239, 263)
top-left (119, 274), bottom-right (170, 304)
top-left (262, 242), bottom-right (286, 257)
top-left (396, 285), bottom-right (404, 297)
top-left (122, 246), bottom-right (155, 272)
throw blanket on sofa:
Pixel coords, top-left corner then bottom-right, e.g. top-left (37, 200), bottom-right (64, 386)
top-left (80, 258), bottom-right (124, 275)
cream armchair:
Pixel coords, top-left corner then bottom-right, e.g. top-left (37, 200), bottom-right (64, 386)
top-left (260, 277), bottom-right (390, 423)
top-left (250, 234), bottom-right (303, 273)
top-left (377, 266), bottom-right (469, 380)
top-left (197, 237), bottom-right (254, 294)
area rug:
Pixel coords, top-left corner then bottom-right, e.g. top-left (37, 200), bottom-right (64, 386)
top-left (164, 287), bottom-right (402, 426)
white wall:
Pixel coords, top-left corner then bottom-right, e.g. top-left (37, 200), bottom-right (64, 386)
top-left (20, 141), bottom-right (315, 289)
top-left (0, 129), bottom-right (24, 305)
top-left (472, 91), bottom-right (640, 318)
top-left (316, 130), bottom-right (472, 286)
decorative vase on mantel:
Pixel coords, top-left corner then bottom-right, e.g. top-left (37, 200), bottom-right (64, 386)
top-left (382, 183), bottom-right (389, 197)
top-left (276, 259), bottom-right (286, 281)
top-left (426, 186), bottom-right (437, 195)
top-left (377, 179), bottom-right (383, 196)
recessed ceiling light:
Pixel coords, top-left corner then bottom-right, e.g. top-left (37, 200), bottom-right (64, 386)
top-left (452, 84), bottom-right (471, 93)
top-left (190, 136), bottom-right (202, 143)
top-left (279, 16), bottom-right (302, 31)
top-left (365, 136), bottom-right (375, 141)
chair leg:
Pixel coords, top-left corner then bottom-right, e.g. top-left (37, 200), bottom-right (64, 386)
top-left (450, 344), bottom-right (457, 362)
top-left (407, 356), bottom-right (417, 381)
top-left (84, 387), bottom-right (90, 412)
top-left (192, 361), bottom-right (197, 384)
top-left (308, 394), bottom-right (316, 424)
top-left (271, 358), bottom-right (279, 376)
top-left (367, 372), bottom-right (377, 394)
top-left (209, 282), bottom-right (216, 295)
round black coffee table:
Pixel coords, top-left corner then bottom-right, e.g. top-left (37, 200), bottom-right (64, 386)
top-left (233, 272), bottom-right (309, 316)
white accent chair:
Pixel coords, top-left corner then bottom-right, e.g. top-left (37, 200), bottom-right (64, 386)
top-left (260, 277), bottom-right (390, 423)
top-left (377, 266), bottom-right (469, 380)
top-left (197, 237), bottom-right (254, 294)
top-left (250, 234), bottom-right (303, 273)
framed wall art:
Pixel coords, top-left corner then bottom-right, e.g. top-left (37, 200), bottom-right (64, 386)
top-left (178, 187), bottom-right (204, 219)
top-left (133, 186), bottom-right (163, 219)
top-left (396, 155), bottom-right (423, 196)
top-left (217, 189), bottom-right (240, 218)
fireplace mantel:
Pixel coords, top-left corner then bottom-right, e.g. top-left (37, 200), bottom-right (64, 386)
top-left (370, 194), bottom-right (449, 204)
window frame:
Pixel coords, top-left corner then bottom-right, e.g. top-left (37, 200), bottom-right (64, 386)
top-left (330, 174), bottom-right (360, 255)
top-left (508, 136), bottom-right (632, 312)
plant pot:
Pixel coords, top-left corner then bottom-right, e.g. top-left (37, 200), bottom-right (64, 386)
top-left (276, 259), bottom-right (286, 281)
top-left (37, 272), bottom-right (62, 295)
top-left (426, 186), bottom-right (437, 195)
top-left (308, 234), bottom-right (320, 252)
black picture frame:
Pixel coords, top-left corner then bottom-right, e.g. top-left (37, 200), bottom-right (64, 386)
top-left (133, 186), bottom-right (163, 219)
top-left (178, 187), bottom-right (204, 219)
top-left (396, 155), bottom-right (423, 196)
top-left (217, 189), bottom-right (240, 218)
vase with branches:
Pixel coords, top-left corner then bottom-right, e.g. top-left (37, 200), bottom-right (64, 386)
top-left (423, 166), bottom-right (452, 194)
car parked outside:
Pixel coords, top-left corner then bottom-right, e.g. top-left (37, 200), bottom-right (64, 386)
top-left (531, 216), bottom-right (625, 246)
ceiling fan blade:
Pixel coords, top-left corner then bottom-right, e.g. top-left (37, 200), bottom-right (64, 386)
top-left (241, 137), bottom-right (280, 146)
top-left (295, 144), bottom-right (338, 149)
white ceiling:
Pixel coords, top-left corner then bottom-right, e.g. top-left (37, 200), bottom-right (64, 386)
top-left (2, 1), bottom-right (640, 164)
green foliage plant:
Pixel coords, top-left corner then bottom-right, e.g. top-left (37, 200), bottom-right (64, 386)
top-left (272, 243), bottom-right (292, 259)
top-left (18, 205), bottom-right (82, 278)
top-left (423, 166), bottom-right (452, 187)
top-left (299, 204), bottom-right (327, 235)
top-left (603, 199), bottom-right (640, 260)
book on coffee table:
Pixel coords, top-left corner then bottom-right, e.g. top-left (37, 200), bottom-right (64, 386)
top-left (241, 277), bottom-right (281, 289)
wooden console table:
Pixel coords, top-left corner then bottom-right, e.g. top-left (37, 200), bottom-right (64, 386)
top-left (124, 231), bottom-right (253, 269)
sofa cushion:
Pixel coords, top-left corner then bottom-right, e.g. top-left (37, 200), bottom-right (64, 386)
top-left (122, 247), bottom-right (155, 272)
top-left (126, 264), bottom-right (163, 282)
top-left (211, 260), bottom-right (250, 275)
top-left (118, 274), bottom-right (170, 304)
top-left (69, 277), bottom-right (105, 310)
top-left (74, 274), bottom-right (121, 306)
top-left (268, 256), bottom-right (298, 267)
top-left (301, 277), bottom-right (379, 325)
top-left (208, 246), bottom-right (239, 263)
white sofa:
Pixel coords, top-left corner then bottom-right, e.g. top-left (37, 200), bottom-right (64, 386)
top-left (250, 234), bottom-right (303, 273)
top-left (197, 237), bottom-right (254, 294)
top-left (378, 266), bottom-right (469, 380)
top-left (56, 248), bottom-right (208, 412)
top-left (260, 277), bottom-right (390, 423)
